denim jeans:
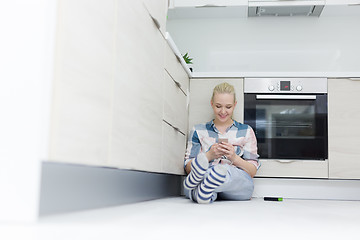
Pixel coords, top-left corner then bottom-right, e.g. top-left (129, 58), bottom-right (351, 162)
top-left (184, 164), bottom-right (254, 203)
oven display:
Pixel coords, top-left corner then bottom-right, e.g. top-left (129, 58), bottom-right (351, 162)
top-left (280, 81), bottom-right (291, 91)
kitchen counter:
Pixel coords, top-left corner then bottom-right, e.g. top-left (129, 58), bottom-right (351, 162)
top-left (191, 72), bottom-right (360, 79)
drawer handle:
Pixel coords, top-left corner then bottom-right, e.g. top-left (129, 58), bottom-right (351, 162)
top-left (276, 160), bottom-right (296, 163)
top-left (174, 80), bottom-right (182, 89)
top-left (151, 16), bottom-right (161, 29)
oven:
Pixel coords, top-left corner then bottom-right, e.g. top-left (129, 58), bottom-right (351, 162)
top-left (244, 78), bottom-right (328, 161)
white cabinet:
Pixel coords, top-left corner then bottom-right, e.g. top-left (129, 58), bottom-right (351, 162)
top-left (163, 70), bottom-right (188, 134)
top-left (142, 0), bottom-right (168, 35)
top-left (50, 0), bottom-right (188, 175)
top-left (256, 160), bottom-right (328, 179)
top-left (165, 42), bottom-right (190, 95)
top-left (109, 0), bottom-right (164, 173)
top-left (161, 43), bottom-right (190, 175)
top-left (50, 0), bottom-right (115, 166)
top-left (161, 122), bottom-right (186, 174)
top-left (172, 0), bottom-right (247, 7)
top-left (328, 78), bottom-right (360, 179)
top-left (188, 79), bottom-right (244, 130)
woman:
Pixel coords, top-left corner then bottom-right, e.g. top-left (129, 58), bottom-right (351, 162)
top-left (184, 82), bottom-right (260, 204)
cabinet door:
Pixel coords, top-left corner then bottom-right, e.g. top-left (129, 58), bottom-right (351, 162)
top-left (165, 43), bottom-right (190, 95)
top-left (49, 0), bottom-right (115, 166)
top-left (161, 121), bottom-right (186, 175)
top-left (256, 160), bottom-right (328, 178)
top-left (328, 78), bottom-right (360, 179)
top-left (142, 0), bottom-right (168, 35)
top-left (189, 79), bottom-right (244, 130)
top-left (110, 0), bottom-right (164, 172)
top-left (163, 71), bottom-right (188, 134)
top-left (173, 0), bottom-right (247, 7)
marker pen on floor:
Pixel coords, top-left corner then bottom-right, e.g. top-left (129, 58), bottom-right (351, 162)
top-left (264, 197), bottom-right (283, 201)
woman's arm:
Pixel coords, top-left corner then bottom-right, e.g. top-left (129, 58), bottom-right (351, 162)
top-left (231, 155), bottom-right (257, 178)
top-left (218, 142), bottom-right (258, 178)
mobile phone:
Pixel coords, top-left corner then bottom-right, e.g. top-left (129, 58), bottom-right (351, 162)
top-left (218, 138), bottom-right (228, 143)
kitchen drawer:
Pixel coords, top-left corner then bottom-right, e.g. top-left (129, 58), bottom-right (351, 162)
top-left (143, 0), bottom-right (168, 35)
top-left (161, 121), bottom-right (186, 175)
top-left (164, 43), bottom-right (189, 94)
top-left (256, 159), bottom-right (329, 179)
top-left (163, 70), bottom-right (188, 134)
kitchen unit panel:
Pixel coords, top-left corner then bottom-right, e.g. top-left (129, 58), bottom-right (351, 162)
top-left (142, 0), bottom-right (168, 35)
top-left (328, 78), bottom-right (360, 179)
top-left (163, 70), bottom-right (188, 134)
top-left (49, 0), bottom-right (115, 166)
top-left (161, 121), bottom-right (186, 175)
top-left (110, 0), bottom-right (164, 172)
top-left (188, 79), bottom-right (244, 131)
top-left (256, 160), bottom-right (329, 178)
top-left (165, 43), bottom-right (190, 95)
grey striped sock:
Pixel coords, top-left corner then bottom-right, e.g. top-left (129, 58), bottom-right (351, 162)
top-left (196, 165), bottom-right (227, 204)
top-left (184, 156), bottom-right (208, 190)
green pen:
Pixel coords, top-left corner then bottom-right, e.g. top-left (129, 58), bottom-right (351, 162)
top-left (264, 197), bottom-right (283, 201)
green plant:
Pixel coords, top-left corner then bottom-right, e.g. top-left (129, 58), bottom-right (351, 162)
top-left (182, 52), bottom-right (193, 64)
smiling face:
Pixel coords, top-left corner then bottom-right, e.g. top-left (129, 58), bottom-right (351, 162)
top-left (211, 93), bottom-right (237, 125)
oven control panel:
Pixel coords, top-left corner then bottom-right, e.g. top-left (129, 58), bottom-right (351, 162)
top-left (244, 78), bottom-right (327, 94)
top-left (268, 80), bottom-right (302, 92)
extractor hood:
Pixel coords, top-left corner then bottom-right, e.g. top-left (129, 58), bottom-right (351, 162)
top-left (248, 0), bottom-right (325, 17)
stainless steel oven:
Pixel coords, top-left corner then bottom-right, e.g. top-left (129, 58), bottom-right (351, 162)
top-left (244, 78), bottom-right (328, 161)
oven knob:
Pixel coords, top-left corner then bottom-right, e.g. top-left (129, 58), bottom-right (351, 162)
top-left (296, 85), bottom-right (303, 91)
top-left (268, 85), bottom-right (275, 91)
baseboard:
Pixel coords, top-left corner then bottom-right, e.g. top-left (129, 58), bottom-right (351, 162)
top-left (39, 162), bottom-right (182, 216)
top-left (253, 177), bottom-right (360, 200)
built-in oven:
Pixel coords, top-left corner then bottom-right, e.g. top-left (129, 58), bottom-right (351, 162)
top-left (244, 78), bottom-right (328, 161)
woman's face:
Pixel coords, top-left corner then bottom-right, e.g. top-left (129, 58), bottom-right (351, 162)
top-left (211, 93), bottom-right (237, 124)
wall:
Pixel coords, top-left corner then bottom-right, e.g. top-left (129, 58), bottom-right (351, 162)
top-left (0, 0), bottom-right (57, 222)
top-left (167, 15), bottom-right (360, 73)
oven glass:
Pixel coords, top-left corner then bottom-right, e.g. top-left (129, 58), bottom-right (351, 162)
top-left (244, 94), bottom-right (328, 160)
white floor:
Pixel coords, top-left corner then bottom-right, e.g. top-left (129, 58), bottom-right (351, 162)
top-left (1, 197), bottom-right (360, 240)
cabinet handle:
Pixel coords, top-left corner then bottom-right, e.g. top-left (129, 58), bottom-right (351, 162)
top-left (174, 80), bottom-right (182, 89)
top-left (150, 15), bottom-right (161, 29)
top-left (348, 78), bottom-right (360, 81)
top-left (195, 4), bottom-right (226, 8)
top-left (276, 160), bottom-right (296, 163)
top-left (163, 120), bottom-right (185, 136)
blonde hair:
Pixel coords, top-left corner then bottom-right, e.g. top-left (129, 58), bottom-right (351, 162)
top-left (211, 82), bottom-right (236, 103)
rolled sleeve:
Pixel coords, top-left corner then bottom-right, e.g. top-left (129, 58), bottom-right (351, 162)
top-left (184, 127), bottom-right (201, 169)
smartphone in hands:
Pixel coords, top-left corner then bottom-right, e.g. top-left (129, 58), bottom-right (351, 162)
top-left (218, 138), bottom-right (228, 143)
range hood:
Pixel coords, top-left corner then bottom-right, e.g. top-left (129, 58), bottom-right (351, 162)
top-left (248, 0), bottom-right (325, 17)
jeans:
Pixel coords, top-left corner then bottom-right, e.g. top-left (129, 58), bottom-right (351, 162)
top-left (184, 164), bottom-right (254, 202)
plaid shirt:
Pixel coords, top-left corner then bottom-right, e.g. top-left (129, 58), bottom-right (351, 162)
top-left (184, 120), bottom-right (260, 170)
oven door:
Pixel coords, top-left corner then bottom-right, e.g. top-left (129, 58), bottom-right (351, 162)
top-left (244, 93), bottom-right (328, 160)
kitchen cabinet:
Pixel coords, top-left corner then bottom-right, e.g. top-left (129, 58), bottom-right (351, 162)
top-left (189, 78), bottom-right (244, 131)
top-left (162, 42), bottom-right (190, 174)
top-left (50, 0), bottom-right (188, 175)
top-left (109, 0), bottom-right (164, 173)
top-left (143, 0), bottom-right (168, 35)
top-left (163, 70), bottom-right (188, 134)
top-left (165, 42), bottom-right (190, 95)
top-left (256, 160), bottom-right (328, 179)
top-left (328, 78), bottom-right (360, 179)
top-left (172, 0), bottom-right (247, 7)
top-left (161, 121), bottom-right (186, 174)
top-left (49, 0), bottom-right (115, 166)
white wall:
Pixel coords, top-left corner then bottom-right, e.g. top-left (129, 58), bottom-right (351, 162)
top-left (0, 0), bottom-right (57, 222)
top-left (167, 16), bottom-right (360, 73)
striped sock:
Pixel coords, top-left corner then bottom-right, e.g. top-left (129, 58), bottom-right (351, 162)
top-left (196, 165), bottom-right (227, 204)
top-left (184, 156), bottom-right (209, 190)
